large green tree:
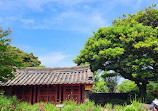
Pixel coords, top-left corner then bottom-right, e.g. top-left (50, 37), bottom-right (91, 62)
top-left (74, 13), bottom-right (158, 99)
top-left (0, 28), bottom-right (41, 82)
top-left (118, 5), bottom-right (158, 29)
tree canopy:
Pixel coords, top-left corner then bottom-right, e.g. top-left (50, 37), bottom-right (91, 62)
top-left (74, 6), bottom-right (158, 99)
top-left (0, 28), bottom-right (41, 82)
top-left (117, 80), bottom-right (139, 93)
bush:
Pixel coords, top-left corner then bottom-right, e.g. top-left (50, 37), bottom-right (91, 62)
top-left (0, 95), bottom-right (19, 111)
top-left (78, 101), bottom-right (95, 111)
top-left (114, 105), bottom-right (124, 111)
top-left (63, 100), bottom-right (77, 106)
top-left (16, 102), bottom-right (32, 111)
top-left (123, 105), bottom-right (138, 111)
top-left (104, 103), bottom-right (112, 110)
top-left (92, 105), bottom-right (102, 111)
top-left (117, 80), bottom-right (139, 93)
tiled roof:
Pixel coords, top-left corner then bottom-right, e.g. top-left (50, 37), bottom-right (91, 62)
top-left (0, 65), bottom-right (94, 86)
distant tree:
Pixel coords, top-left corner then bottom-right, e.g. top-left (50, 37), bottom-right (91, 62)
top-left (0, 27), bottom-right (41, 82)
top-left (101, 71), bottom-right (118, 93)
top-left (91, 80), bottom-right (108, 93)
top-left (91, 70), bottom-right (108, 93)
top-left (117, 80), bottom-right (139, 93)
top-left (117, 80), bottom-right (158, 102)
top-left (8, 47), bottom-right (41, 67)
top-left (20, 52), bottom-right (41, 67)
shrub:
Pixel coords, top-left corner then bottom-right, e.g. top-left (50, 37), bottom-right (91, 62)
top-left (104, 103), bottom-right (112, 110)
top-left (78, 101), bottom-right (95, 111)
top-left (92, 105), bottom-right (102, 111)
top-left (16, 102), bottom-right (32, 111)
top-left (0, 95), bottom-right (19, 111)
top-left (44, 103), bottom-right (58, 111)
top-left (77, 104), bottom-right (88, 111)
top-left (117, 80), bottom-right (139, 93)
top-left (62, 105), bottom-right (76, 111)
top-left (114, 105), bottom-right (124, 111)
top-left (63, 100), bottom-right (77, 106)
top-left (123, 105), bottom-right (137, 111)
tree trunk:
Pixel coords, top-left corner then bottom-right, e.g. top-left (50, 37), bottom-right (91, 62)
top-left (137, 82), bottom-right (147, 102)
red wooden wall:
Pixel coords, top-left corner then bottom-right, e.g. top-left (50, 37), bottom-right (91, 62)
top-left (10, 84), bottom-right (85, 104)
top-left (11, 86), bottom-right (32, 103)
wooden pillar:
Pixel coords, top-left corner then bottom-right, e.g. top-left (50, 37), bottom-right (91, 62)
top-left (63, 85), bottom-right (65, 101)
top-left (37, 86), bottom-right (39, 102)
top-left (59, 85), bottom-right (62, 103)
top-left (47, 85), bottom-right (49, 103)
top-left (22, 86), bottom-right (24, 102)
top-left (10, 86), bottom-right (13, 96)
top-left (78, 85), bottom-right (81, 104)
top-left (29, 86), bottom-right (32, 103)
top-left (82, 85), bottom-right (85, 103)
top-left (33, 85), bottom-right (37, 104)
top-left (55, 85), bottom-right (58, 104)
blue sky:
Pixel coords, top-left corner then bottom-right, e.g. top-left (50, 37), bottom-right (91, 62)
top-left (0, 0), bottom-right (157, 68)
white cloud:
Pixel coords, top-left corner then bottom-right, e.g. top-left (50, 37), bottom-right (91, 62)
top-left (0, 0), bottom-right (108, 33)
top-left (0, 0), bottom-right (154, 33)
top-left (20, 19), bottom-right (34, 25)
top-left (31, 11), bottom-right (107, 33)
top-left (38, 52), bottom-right (75, 67)
top-left (13, 44), bottom-right (76, 67)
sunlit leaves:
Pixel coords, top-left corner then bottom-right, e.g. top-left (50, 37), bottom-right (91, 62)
top-left (0, 28), bottom-right (41, 82)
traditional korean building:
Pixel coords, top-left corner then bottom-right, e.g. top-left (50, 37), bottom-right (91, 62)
top-left (0, 65), bottom-right (94, 104)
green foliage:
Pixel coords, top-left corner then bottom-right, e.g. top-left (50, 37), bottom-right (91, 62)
top-left (74, 6), bottom-right (158, 98)
top-left (123, 99), bottom-right (149, 111)
top-left (114, 105), bottom-right (124, 111)
top-left (123, 105), bottom-right (138, 111)
top-left (16, 102), bottom-right (32, 111)
top-left (0, 95), bottom-right (19, 111)
top-left (21, 52), bottom-right (41, 67)
top-left (91, 80), bottom-right (108, 93)
top-left (114, 4), bottom-right (158, 29)
top-left (62, 105), bottom-right (76, 111)
top-left (117, 80), bottom-right (139, 93)
top-left (16, 102), bottom-right (59, 111)
top-left (0, 27), bottom-right (41, 82)
top-left (92, 105), bottom-right (102, 111)
top-left (146, 82), bottom-right (158, 103)
top-left (0, 94), bottom-right (155, 111)
top-left (91, 69), bottom-right (109, 93)
top-left (63, 100), bottom-right (77, 106)
top-left (104, 103), bottom-right (112, 110)
top-left (0, 28), bottom-right (23, 81)
top-left (101, 71), bottom-right (118, 93)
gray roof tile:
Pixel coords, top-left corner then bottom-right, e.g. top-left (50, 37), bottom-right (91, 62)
top-left (0, 65), bottom-right (94, 86)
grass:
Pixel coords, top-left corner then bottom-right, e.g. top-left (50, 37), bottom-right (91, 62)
top-left (0, 94), bottom-right (154, 111)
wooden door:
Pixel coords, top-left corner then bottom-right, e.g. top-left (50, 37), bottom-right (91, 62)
top-left (64, 85), bottom-right (81, 103)
top-left (37, 85), bottom-right (58, 104)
